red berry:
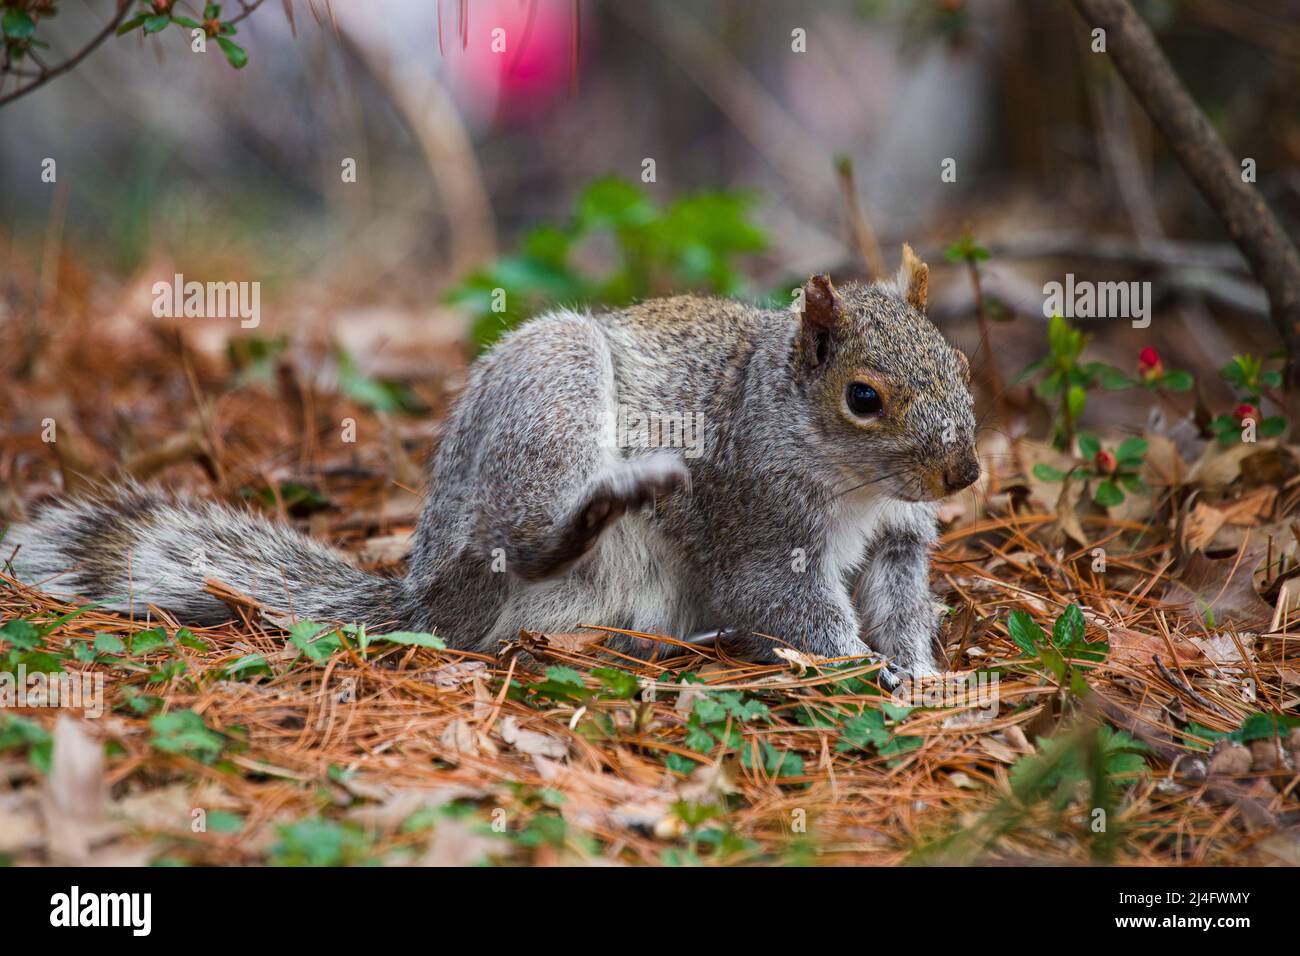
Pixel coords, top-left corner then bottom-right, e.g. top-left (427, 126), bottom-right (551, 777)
top-left (1234, 403), bottom-right (1258, 423)
top-left (1137, 347), bottom-right (1163, 381)
top-left (1094, 449), bottom-right (1117, 475)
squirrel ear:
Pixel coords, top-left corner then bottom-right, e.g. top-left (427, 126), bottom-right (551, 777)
top-left (953, 347), bottom-right (971, 383)
top-left (799, 274), bottom-right (843, 369)
top-left (896, 243), bottom-right (929, 312)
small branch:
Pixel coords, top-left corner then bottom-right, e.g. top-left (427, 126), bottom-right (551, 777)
top-left (968, 232), bottom-right (1249, 273)
top-left (1071, 0), bottom-right (1300, 383)
top-left (227, 0), bottom-right (268, 27)
top-left (965, 256), bottom-right (1008, 428)
top-left (0, 1), bottom-right (133, 110)
top-left (833, 156), bottom-right (885, 281)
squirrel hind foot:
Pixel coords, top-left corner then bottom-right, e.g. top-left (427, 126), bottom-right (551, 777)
top-left (574, 452), bottom-right (689, 550)
top-left (509, 453), bottom-right (689, 582)
top-left (587, 452), bottom-right (690, 514)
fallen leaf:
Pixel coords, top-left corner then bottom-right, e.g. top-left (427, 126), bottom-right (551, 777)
top-left (1191, 632), bottom-right (1256, 673)
top-left (499, 715), bottom-right (568, 759)
top-left (1139, 432), bottom-right (1188, 489)
top-left (347, 786), bottom-right (484, 830)
top-left (1187, 440), bottom-right (1277, 492)
top-left (774, 647), bottom-right (818, 675)
top-left (417, 818), bottom-right (507, 866)
top-left (1255, 830), bottom-right (1300, 866)
top-left (439, 718), bottom-right (479, 762)
top-left (1105, 625), bottom-right (1203, 667)
top-left (1164, 539), bottom-right (1272, 629)
top-left (43, 716), bottom-right (106, 864)
top-left (1184, 490), bottom-right (1279, 553)
top-left (978, 736), bottom-right (1020, 764)
top-left (429, 660), bottom-right (489, 688)
top-left (356, 531), bottom-right (412, 565)
top-left (0, 792), bottom-right (43, 855)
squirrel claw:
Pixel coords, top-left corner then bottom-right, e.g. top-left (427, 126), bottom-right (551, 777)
top-left (875, 661), bottom-right (903, 691)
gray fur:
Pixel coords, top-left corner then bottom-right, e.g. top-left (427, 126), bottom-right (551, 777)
top-left (5, 272), bottom-right (977, 675)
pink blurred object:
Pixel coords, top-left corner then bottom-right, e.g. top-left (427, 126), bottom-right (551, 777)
top-left (442, 0), bottom-right (582, 124)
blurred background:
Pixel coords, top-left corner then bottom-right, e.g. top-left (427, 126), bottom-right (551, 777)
top-left (2, 0), bottom-right (1299, 514)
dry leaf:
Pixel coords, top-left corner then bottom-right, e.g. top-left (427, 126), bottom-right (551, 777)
top-left (356, 532), bottom-right (412, 565)
top-left (0, 792), bottom-right (43, 854)
top-left (347, 786), bottom-right (483, 830)
top-left (1187, 440), bottom-right (1276, 492)
top-left (417, 818), bottom-right (507, 866)
top-left (439, 718), bottom-right (479, 762)
top-left (499, 715), bottom-right (568, 759)
top-left (978, 736), bottom-right (1020, 764)
top-left (1191, 632), bottom-right (1256, 672)
top-left (430, 660), bottom-right (489, 688)
top-left (43, 716), bottom-right (106, 864)
top-left (1164, 539), bottom-right (1272, 628)
top-left (774, 647), bottom-right (818, 675)
top-left (1105, 626), bottom-right (1203, 667)
top-left (1139, 432), bottom-right (1187, 488)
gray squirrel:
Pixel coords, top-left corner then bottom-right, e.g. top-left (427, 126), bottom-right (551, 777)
top-left (6, 245), bottom-right (979, 677)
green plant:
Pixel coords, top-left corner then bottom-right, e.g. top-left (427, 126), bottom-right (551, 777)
top-left (334, 349), bottom-right (425, 414)
top-left (149, 707), bottom-right (227, 763)
top-left (0, 713), bottom-right (53, 772)
top-left (944, 231), bottom-right (989, 267)
top-left (286, 621), bottom-right (445, 665)
top-left (1132, 346), bottom-right (1193, 392)
top-left (1183, 711), bottom-right (1300, 749)
top-left (1006, 603), bottom-right (1108, 697)
top-left (913, 719), bottom-right (1148, 864)
top-left (1, 604), bottom-right (103, 674)
top-left (1009, 724), bottom-right (1148, 809)
top-left (665, 681), bottom-right (802, 779)
top-left (268, 818), bottom-right (372, 866)
top-left (1008, 722), bottom-right (1148, 861)
top-left (1018, 315), bottom-right (1131, 450)
top-left (1032, 432), bottom-right (1148, 507)
top-left (446, 176), bottom-right (767, 352)
top-left (117, 2), bottom-right (249, 69)
top-left (1208, 353), bottom-right (1287, 445)
top-left (834, 702), bottom-right (923, 763)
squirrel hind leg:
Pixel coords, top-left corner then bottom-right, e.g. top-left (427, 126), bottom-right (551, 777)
top-left (466, 309), bottom-right (689, 582)
top-left (508, 452), bottom-right (689, 581)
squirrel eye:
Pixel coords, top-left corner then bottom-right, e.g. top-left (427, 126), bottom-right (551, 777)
top-left (847, 382), bottom-right (883, 417)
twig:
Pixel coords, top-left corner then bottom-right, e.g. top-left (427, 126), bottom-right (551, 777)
top-left (227, 0), bottom-right (268, 27)
top-left (833, 156), bottom-right (885, 280)
top-left (933, 232), bottom-right (1249, 273)
top-left (1071, 0), bottom-right (1300, 383)
top-left (0, 1), bottom-right (133, 109)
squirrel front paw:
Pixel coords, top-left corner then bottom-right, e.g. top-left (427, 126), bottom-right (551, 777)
top-left (882, 634), bottom-right (944, 680)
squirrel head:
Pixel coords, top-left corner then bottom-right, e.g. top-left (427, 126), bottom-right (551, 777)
top-left (794, 245), bottom-right (978, 502)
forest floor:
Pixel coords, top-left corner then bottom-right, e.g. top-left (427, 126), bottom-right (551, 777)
top-left (1, 301), bottom-right (1299, 867)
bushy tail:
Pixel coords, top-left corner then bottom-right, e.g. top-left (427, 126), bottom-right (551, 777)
top-left (3, 482), bottom-right (406, 629)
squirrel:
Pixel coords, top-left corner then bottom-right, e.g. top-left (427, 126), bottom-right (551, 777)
top-left (6, 245), bottom-right (978, 677)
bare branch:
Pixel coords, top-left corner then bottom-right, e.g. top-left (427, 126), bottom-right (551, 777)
top-left (0, 1), bottom-right (133, 110)
top-left (1071, 0), bottom-right (1300, 382)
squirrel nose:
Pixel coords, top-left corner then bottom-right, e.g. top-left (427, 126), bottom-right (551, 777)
top-left (943, 457), bottom-right (980, 494)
